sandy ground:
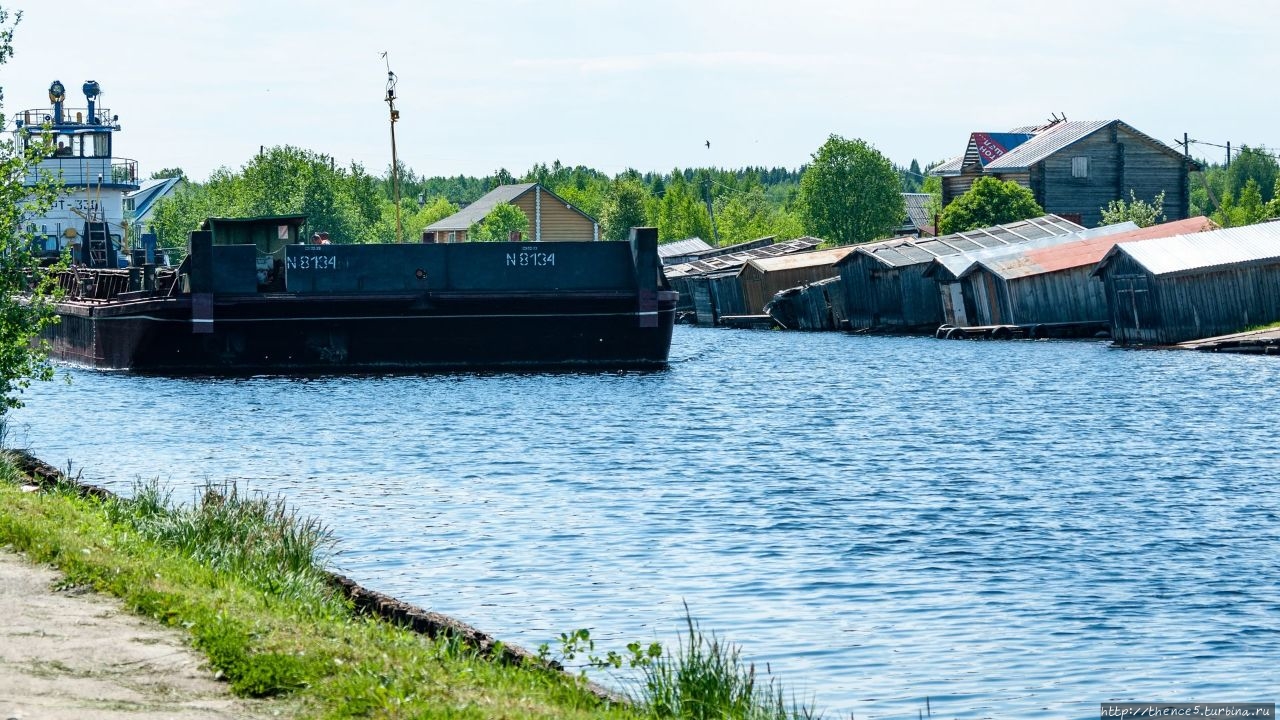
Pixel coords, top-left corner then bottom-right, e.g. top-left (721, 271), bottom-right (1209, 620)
top-left (0, 549), bottom-right (277, 720)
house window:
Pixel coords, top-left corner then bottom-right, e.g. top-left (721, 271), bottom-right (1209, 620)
top-left (1072, 156), bottom-right (1089, 178)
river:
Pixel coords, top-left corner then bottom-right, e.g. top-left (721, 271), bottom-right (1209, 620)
top-left (6, 326), bottom-right (1278, 719)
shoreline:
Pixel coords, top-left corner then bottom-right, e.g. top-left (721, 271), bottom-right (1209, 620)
top-left (3, 449), bottom-right (626, 712)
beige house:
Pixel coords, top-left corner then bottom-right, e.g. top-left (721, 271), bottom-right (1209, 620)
top-left (424, 182), bottom-right (599, 242)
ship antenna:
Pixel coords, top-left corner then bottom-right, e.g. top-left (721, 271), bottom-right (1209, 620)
top-left (383, 52), bottom-right (403, 243)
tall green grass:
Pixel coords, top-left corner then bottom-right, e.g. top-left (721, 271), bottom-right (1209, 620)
top-left (107, 479), bottom-right (334, 601)
top-left (632, 610), bottom-right (818, 720)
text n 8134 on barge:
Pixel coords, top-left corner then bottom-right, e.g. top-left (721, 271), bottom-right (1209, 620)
top-left (43, 216), bottom-right (678, 373)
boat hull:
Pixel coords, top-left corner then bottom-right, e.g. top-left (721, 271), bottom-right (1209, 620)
top-left (45, 292), bottom-right (677, 373)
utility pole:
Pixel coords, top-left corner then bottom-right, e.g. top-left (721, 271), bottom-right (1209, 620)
top-left (383, 53), bottom-right (403, 243)
top-left (1226, 141), bottom-right (1231, 168)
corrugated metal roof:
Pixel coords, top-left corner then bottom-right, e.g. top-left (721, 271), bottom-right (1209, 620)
top-left (902, 193), bottom-right (934, 231)
top-left (931, 155), bottom-right (963, 176)
top-left (982, 120), bottom-right (1113, 170)
top-left (975, 217), bottom-right (1216, 280)
top-left (745, 246), bottom-right (856, 273)
top-left (664, 237), bottom-right (823, 278)
top-left (1100, 222), bottom-right (1280, 277)
top-left (845, 215), bottom-right (1086, 269)
top-left (684, 235), bottom-right (777, 259)
top-left (658, 237), bottom-right (712, 258)
top-left (933, 221), bottom-right (1139, 280)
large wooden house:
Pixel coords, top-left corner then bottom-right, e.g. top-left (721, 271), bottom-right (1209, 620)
top-left (932, 120), bottom-right (1196, 227)
top-left (424, 183), bottom-right (598, 242)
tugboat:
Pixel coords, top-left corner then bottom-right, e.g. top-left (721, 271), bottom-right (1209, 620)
top-left (14, 80), bottom-right (139, 265)
top-left (19, 81), bottom-right (677, 373)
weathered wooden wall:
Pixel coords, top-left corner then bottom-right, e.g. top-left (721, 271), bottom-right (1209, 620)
top-left (839, 255), bottom-right (943, 331)
top-left (1100, 256), bottom-right (1280, 344)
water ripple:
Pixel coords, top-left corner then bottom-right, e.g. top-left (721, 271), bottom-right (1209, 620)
top-left (8, 326), bottom-right (1280, 719)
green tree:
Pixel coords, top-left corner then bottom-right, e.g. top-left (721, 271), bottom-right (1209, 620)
top-left (655, 171), bottom-right (712, 243)
top-left (1100, 190), bottom-right (1166, 228)
top-left (799, 135), bottom-right (904, 245)
top-left (1214, 179), bottom-right (1268, 228)
top-left (149, 167), bottom-right (186, 181)
top-left (938, 176), bottom-right (1044, 234)
top-left (149, 147), bottom-right (388, 248)
top-left (0, 8), bottom-right (65, 410)
top-left (1225, 147), bottom-right (1278, 204)
top-left (600, 178), bottom-right (650, 240)
top-left (467, 203), bottom-right (529, 241)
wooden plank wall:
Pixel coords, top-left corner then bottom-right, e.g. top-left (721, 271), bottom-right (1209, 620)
top-left (1150, 263), bottom-right (1280, 344)
top-left (512, 192), bottom-right (597, 242)
top-left (1004, 266), bottom-right (1109, 325)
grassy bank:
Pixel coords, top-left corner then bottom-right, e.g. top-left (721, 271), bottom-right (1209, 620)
top-left (0, 453), bottom-right (818, 720)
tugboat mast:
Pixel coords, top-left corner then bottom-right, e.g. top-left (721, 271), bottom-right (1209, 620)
top-left (383, 53), bottom-right (402, 243)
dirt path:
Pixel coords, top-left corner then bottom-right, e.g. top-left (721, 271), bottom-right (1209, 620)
top-left (0, 549), bottom-right (277, 720)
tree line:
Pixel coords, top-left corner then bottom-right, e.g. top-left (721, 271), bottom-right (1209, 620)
top-left (146, 139), bottom-right (944, 251)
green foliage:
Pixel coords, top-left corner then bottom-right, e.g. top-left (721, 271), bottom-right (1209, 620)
top-left (150, 147), bottom-right (385, 248)
top-left (714, 186), bottom-right (804, 246)
top-left (1225, 147), bottom-right (1278, 204)
top-left (149, 167), bottom-right (186, 181)
top-left (1100, 190), bottom-right (1166, 228)
top-left (799, 135), bottom-right (904, 245)
top-left (468, 202), bottom-right (531, 242)
top-left (656, 172), bottom-right (713, 243)
top-left (1213, 178), bottom-right (1274, 228)
top-left (938, 176), bottom-right (1043, 234)
top-left (0, 9), bottom-right (65, 412)
top-left (549, 609), bottom-right (818, 720)
top-left (601, 178), bottom-right (651, 241)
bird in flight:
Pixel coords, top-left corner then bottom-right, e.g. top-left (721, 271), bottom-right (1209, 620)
top-left (705, 140), bottom-right (710, 149)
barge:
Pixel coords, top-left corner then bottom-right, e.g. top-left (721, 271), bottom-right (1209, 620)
top-left (17, 79), bottom-right (676, 373)
top-left (44, 216), bottom-right (677, 373)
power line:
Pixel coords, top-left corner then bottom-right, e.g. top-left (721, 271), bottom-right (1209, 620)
top-left (1180, 138), bottom-right (1280, 163)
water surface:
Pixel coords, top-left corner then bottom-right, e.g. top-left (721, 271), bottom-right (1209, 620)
top-left (8, 327), bottom-right (1279, 718)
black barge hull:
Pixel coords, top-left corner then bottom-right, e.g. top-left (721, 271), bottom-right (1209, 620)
top-left (44, 226), bottom-right (677, 373)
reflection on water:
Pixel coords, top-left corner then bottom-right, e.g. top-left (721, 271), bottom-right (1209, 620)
top-left (9, 326), bottom-right (1280, 719)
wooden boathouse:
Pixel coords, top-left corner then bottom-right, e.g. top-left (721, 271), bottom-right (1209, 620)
top-left (835, 215), bottom-right (1084, 332)
top-left (1093, 222), bottom-right (1280, 345)
top-left (765, 276), bottom-right (847, 330)
top-left (665, 237), bottom-right (823, 324)
top-left (954, 216), bottom-right (1214, 328)
top-left (925, 221), bottom-right (1139, 327)
top-left (932, 120), bottom-right (1195, 227)
top-left (738, 246), bottom-right (855, 318)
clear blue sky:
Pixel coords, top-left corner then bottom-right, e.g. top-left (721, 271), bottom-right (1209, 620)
top-left (4, 0), bottom-right (1275, 182)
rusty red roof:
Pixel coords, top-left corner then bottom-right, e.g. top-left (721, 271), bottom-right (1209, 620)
top-left (970, 216), bottom-right (1216, 280)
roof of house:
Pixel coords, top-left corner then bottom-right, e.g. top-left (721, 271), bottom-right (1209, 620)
top-left (744, 246), bottom-right (856, 274)
top-left (664, 237), bottom-right (824, 279)
top-left (902, 193), bottom-right (934, 231)
top-left (425, 183), bottom-right (596, 231)
top-left (1094, 221), bottom-right (1280, 278)
top-left (658, 237), bottom-right (713, 258)
top-left (971, 216), bottom-right (1216, 281)
top-left (929, 221), bottom-right (1140, 280)
top-left (842, 215), bottom-right (1086, 269)
top-left (126, 176), bottom-right (184, 220)
top-left (931, 120), bottom-right (1191, 176)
